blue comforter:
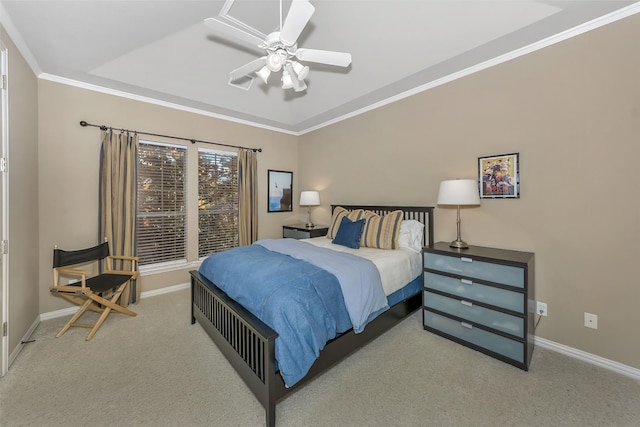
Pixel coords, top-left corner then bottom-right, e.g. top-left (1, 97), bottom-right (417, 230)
top-left (198, 239), bottom-right (388, 387)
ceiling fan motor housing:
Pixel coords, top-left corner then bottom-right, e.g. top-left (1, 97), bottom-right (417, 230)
top-left (264, 32), bottom-right (298, 72)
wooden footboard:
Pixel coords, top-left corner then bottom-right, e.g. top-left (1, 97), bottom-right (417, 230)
top-left (191, 269), bottom-right (421, 427)
top-left (191, 205), bottom-right (434, 426)
top-left (190, 270), bottom-right (281, 427)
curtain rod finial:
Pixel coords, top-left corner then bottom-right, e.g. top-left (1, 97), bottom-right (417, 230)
top-left (80, 120), bottom-right (88, 127)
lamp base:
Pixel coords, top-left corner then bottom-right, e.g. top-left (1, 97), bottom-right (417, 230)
top-left (449, 239), bottom-right (469, 249)
top-left (305, 222), bottom-right (315, 228)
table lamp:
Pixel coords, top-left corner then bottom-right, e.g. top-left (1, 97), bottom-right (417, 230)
top-left (437, 179), bottom-right (480, 249)
top-left (300, 191), bottom-right (320, 228)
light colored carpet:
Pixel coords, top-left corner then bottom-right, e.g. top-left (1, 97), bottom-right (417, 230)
top-left (1, 289), bottom-right (639, 427)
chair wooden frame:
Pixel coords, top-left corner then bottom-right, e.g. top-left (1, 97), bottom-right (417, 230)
top-left (50, 240), bottom-right (139, 340)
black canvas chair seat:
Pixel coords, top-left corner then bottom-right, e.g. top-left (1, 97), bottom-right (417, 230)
top-left (84, 273), bottom-right (134, 293)
top-left (50, 240), bottom-right (139, 341)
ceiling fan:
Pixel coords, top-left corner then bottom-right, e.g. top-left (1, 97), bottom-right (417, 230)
top-left (204, 0), bottom-right (352, 92)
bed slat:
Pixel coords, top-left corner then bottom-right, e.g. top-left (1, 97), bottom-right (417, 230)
top-left (192, 205), bottom-right (434, 427)
top-left (192, 274), bottom-right (274, 383)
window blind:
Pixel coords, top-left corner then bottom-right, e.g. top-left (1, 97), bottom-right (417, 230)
top-left (137, 141), bottom-right (187, 265)
top-left (198, 148), bottom-right (239, 258)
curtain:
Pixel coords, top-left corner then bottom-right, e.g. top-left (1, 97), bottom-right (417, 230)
top-left (238, 149), bottom-right (257, 246)
top-left (99, 130), bottom-right (139, 305)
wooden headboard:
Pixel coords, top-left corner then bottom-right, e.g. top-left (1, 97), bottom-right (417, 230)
top-left (331, 205), bottom-right (434, 247)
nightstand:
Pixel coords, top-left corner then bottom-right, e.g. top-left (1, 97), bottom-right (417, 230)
top-left (282, 224), bottom-right (328, 239)
top-left (422, 242), bottom-right (535, 370)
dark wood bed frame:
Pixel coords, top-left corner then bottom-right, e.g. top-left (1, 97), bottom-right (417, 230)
top-left (190, 205), bottom-right (434, 427)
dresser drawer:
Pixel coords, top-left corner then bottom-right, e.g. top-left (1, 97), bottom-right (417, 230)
top-left (424, 253), bottom-right (525, 288)
top-left (424, 310), bottom-right (524, 364)
top-left (424, 291), bottom-right (524, 338)
top-left (423, 272), bottom-right (524, 313)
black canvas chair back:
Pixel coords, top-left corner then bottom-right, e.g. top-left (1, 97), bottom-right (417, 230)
top-left (53, 241), bottom-right (110, 269)
top-left (50, 239), bottom-right (138, 340)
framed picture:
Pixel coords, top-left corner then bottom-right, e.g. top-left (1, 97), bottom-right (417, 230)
top-left (478, 153), bottom-right (520, 199)
top-left (268, 170), bottom-right (293, 212)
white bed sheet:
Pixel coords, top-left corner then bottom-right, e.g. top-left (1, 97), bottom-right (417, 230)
top-left (302, 237), bottom-right (422, 296)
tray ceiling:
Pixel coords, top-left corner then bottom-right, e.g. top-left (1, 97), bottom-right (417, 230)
top-left (1, 1), bottom-right (638, 134)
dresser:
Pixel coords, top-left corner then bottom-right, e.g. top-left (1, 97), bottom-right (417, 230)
top-left (422, 242), bottom-right (535, 370)
top-left (282, 224), bottom-right (328, 239)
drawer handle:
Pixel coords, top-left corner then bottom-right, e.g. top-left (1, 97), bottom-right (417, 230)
top-left (461, 300), bottom-right (473, 307)
top-left (460, 257), bottom-right (473, 263)
top-left (461, 278), bottom-right (473, 285)
top-left (460, 321), bottom-right (473, 329)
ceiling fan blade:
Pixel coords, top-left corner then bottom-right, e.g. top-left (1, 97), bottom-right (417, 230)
top-left (229, 57), bottom-right (267, 81)
top-left (204, 17), bottom-right (265, 49)
top-left (295, 48), bottom-right (352, 67)
top-left (280, 0), bottom-right (315, 46)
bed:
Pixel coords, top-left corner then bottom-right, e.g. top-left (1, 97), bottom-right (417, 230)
top-left (190, 205), bottom-right (434, 427)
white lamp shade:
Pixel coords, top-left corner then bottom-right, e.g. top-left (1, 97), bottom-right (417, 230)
top-left (300, 191), bottom-right (320, 206)
top-left (292, 61), bottom-right (310, 80)
top-left (281, 70), bottom-right (294, 89)
top-left (266, 53), bottom-right (283, 72)
top-left (256, 66), bottom-right (271, 84)
top-left (437, 179), bottom-right (480, 206)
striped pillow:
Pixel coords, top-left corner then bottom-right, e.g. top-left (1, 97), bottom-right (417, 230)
top-left (361, 210), bottom-right (404, 250)
top-left (327, 207), bottom-right (367, 239)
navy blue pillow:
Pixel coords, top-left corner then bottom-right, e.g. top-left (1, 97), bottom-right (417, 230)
top-left (332, 217), bottom-right (365, 249)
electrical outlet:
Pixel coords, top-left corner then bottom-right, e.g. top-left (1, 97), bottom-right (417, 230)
top-left (584, 312), bottom-right (598, 329)
top-left (536, 301), bottom-right (547, 316)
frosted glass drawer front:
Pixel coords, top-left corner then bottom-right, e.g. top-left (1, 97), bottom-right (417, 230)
top-left (424, 310), bottom-right (524, 363)
top-left (424, 253), bottom-right (525, 288)
top-left (424, 272), bottom-right (524, 312)
top-left (424, 291), bottom-right (524, 338)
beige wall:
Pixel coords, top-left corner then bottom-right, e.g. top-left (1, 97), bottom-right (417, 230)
top-left (298, 14), bottom-right (640, 369)
top-left (1, 26), bottom-right (39, 357)
top-left (37, 81), bottom-right (300, 314)
top-left (7, 11), bottom-right (639, 372)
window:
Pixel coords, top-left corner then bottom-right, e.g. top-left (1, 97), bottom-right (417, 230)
top-left (198, 148), bottom-right (238, 258)
top-left (137, 141), bottom-right (187, 265)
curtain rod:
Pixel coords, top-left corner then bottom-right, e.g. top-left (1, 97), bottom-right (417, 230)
top-left (79, 121), bottom-right (262, 152)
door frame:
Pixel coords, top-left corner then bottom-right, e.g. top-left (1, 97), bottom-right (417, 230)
top-left (0, 40), bottom-right (9, 377)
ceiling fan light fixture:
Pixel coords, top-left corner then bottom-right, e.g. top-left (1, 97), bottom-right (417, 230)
top-left (266, 53), bottom-right (283, 72)
top-left (205, 0), bottom-right (352, 94)
top-left (282, 70), bottom-right (294, 89)
top-left (293, 81), bottom-right (307, 93)
top-left (256, 66), bottom-right (271, 84)
top-left (292, 61), bottom-right (310, 81)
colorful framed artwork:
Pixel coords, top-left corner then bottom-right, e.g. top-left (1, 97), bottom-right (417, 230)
top-left (268, 170), bottom-right (293, 212)
top-left (478, 153), bottom-right (520, 199)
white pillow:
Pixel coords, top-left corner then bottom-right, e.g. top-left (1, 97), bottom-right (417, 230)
top-left (398, 220), bottom-right (424, 253)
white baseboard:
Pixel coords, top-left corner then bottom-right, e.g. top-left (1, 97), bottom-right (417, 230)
top-left (32, 286), bottom-right (640, 381)
top-left (140, 282), bottom-right (190, 298)
top-left (535, 336), bottom-right (640, 381)
top-left (8, 316), bottom-right (40, 368)
top-left (39, 282), bottom-right (190, 321)
top-left (39, 306), bottom-right (77, 321)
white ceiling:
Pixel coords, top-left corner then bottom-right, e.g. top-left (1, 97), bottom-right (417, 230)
top-left (2, 0), bottom-right (638, 134)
